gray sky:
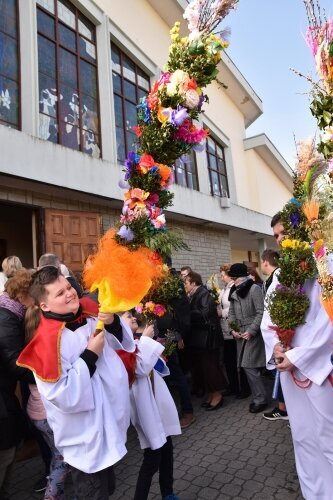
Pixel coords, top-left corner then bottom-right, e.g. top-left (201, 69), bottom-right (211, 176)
top-left (225, 0), bottom-right (333, 167)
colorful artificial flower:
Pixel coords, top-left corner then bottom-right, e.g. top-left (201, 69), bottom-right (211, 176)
top-left (303, 199), bottom-right (320, 222)
top-left (124, 188), bottom-right (150, 209)
top-left (117, 225), bottom-right (134, 241)
top-left (156, 163), bottom-right (172, 187)
top-left (280, 239), bottom-right (311, 251)
top-left (173, 119), bottom-right (208, 144)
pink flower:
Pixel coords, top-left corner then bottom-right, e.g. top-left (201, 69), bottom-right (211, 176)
top-left (174, 120), bottom-right (208, 144)
top-left (135, 303), bottom-right (143, 314)
top-left (153, 304), bottom-right (167, 317)
top-left (158, 72), bottom-right (171, 85)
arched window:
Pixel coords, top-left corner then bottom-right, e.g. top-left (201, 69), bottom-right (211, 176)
top-left (0, 0), bottom-right (20, 129)
top-left (37, 0), bottom-right (101, 158)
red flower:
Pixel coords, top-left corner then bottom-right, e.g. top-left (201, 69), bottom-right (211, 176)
top-left (132, 125), bottom-right (142, 137)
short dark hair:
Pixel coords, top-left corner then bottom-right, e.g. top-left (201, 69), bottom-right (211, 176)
top-left (38, 253), bottom-right (60, 268)
top-left (180, 266), bottom-right (192, 273)
top-left (271, 212), bottom-right (282, 228)
top-left (29, 265), bottom-right (61, 304)
top-left (185, 271), bottom-right (202, 286)
top-left (261, 249), bottom-right (280, 267)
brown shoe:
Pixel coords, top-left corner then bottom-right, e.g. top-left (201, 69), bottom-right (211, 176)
top-left (179, 413), bottom-right (195, 429)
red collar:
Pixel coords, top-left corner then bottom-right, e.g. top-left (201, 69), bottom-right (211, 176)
top-left (17, 297), bottom-right (99, 382)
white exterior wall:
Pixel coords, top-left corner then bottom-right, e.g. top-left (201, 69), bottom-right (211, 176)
top-left (0, 0), bottom-right (293, 257)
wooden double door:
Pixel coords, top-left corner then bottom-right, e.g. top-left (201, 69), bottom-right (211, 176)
top-left (44, 209), bottom-right (101, 273)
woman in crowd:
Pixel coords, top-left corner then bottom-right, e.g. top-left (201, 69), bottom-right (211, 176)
top-left (219, 265), bottom-right (250, 398)
top-left (0, 256), bottom-right (23, 294)
top-left (25, 305), bottom-right (70, 499)
top-left (184, 271), bottom-right (226, 410)
top-left (249, 268), bottom-right (263, 288)
top-left (228, 263), bottom-right (267, 413)
top-left (0, 268), bottom-right (33, 498)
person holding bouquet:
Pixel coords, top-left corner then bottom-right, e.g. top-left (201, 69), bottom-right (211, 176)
top-left (119, 310), bottom-right (181, 500)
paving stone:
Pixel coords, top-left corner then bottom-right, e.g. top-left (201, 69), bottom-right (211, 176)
top-left (197, 486), bottom-right (221, 499)
top-left (6, 395), bottom-right (301, 499)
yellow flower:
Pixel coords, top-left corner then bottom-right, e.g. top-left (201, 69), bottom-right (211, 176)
top-left (157, 106), bottom-right (171, 124)
top-left (281, 239), bottom-right (310, 251)
top-left (171, 34), bottom-right (180, 43)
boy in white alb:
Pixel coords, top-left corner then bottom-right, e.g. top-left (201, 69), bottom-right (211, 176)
top-left (17, 266), bottom-right (135, 500)
top-left (119, 311), bottom-right (181, 500)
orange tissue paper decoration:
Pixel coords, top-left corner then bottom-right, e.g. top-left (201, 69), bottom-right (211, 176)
top-left (321, 296), bottom-right (333, 322)
top-left (303, 199), bottom-right (320, 222)
top-left (83, 229), bottom-right (163, 314)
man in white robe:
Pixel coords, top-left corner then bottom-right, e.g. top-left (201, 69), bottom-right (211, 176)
top-left (261, 214), bottom-right (333, 499)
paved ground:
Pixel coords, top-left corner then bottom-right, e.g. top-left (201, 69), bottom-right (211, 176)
top-left (6, 385), bottom-right (301, 500)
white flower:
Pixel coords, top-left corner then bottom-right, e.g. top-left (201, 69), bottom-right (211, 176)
top-left (185, 89), bottom-right (200, 109)
top-left (322, 126), bottom-right (333, 143)
top-left (1, 89), bottom-right (11, 109)
top-left (166, 69), bottom-right (189, 96)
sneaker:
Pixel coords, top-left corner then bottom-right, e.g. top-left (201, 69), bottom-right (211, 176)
top-left (263, 407), bottom-right (289, 421)
top-left (33, 476), bottom-right (48, 493)
top-left (179, 413), bottom-right (195, 429)
top-left (163, 495), bottom-right (179, 500)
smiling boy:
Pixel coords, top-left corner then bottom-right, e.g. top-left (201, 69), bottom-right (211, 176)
top-left (17, 266), bottom-right (135, 500)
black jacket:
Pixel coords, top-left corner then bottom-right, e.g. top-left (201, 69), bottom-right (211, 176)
top-left (187, 285), bottom-right (222, 348)
top-left (155, 290), bottom-right (191, 340)
top-left (0, 307), bottom-right (32, 449)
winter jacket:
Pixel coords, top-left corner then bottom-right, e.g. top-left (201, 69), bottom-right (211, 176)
top-left (0, 306), bottom-right (32, 449)
top-left (228, 280), bottom-right (265, 368)
top-left (187, 285), bottom-right (223, 349)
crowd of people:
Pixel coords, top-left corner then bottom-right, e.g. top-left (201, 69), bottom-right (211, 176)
top-left (0, 210), bottom-right (332, 499)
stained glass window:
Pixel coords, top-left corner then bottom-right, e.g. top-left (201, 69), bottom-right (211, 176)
top-left (37, 0), bottom-right (100, 157)
top-left (206, 136), bottom-right (229, 197)
top-left (0, 0), bottom-right (19, 129)
top-left (111, 44), bottom-right (150, 163)
top-left (173, 151), bottom-right (199, 190)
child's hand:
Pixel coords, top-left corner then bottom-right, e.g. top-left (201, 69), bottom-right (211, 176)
top-left (87, 330), bottom-right (105, 355)
top-left (98, 312), bottom-right (114, 325)
top-left (142, 324), bottom-right (154, 338)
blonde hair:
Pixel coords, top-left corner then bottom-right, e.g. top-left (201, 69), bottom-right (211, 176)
top-left (2, 256), bottom-right (22, 278)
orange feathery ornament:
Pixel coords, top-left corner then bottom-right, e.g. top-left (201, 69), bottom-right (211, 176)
top-left (322, 297), bottom-right (333, 321)
top-left (83, 229), bottom-right (163, 330)
top-left (303, 199), bottom-right (320, 222)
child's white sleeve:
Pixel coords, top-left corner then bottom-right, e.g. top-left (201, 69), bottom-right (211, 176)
top-left (135, 336), bottom-right (165, 377)
top-left (35, 356), bottom-right (95, 414)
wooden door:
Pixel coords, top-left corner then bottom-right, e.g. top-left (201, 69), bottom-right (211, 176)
top-left (44, 209), bottom-right (101, 272)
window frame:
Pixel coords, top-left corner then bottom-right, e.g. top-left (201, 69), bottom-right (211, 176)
top-left (206, 135), bottom-right (229, 197)
top-left (0, 0), bottom-right (21, 129)
top-left (36, 0), bottom-right (102, 156)
top-left (111, 42), bottom-right (151, 164)
top-left (173, 151), bottom-right (199, 191)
